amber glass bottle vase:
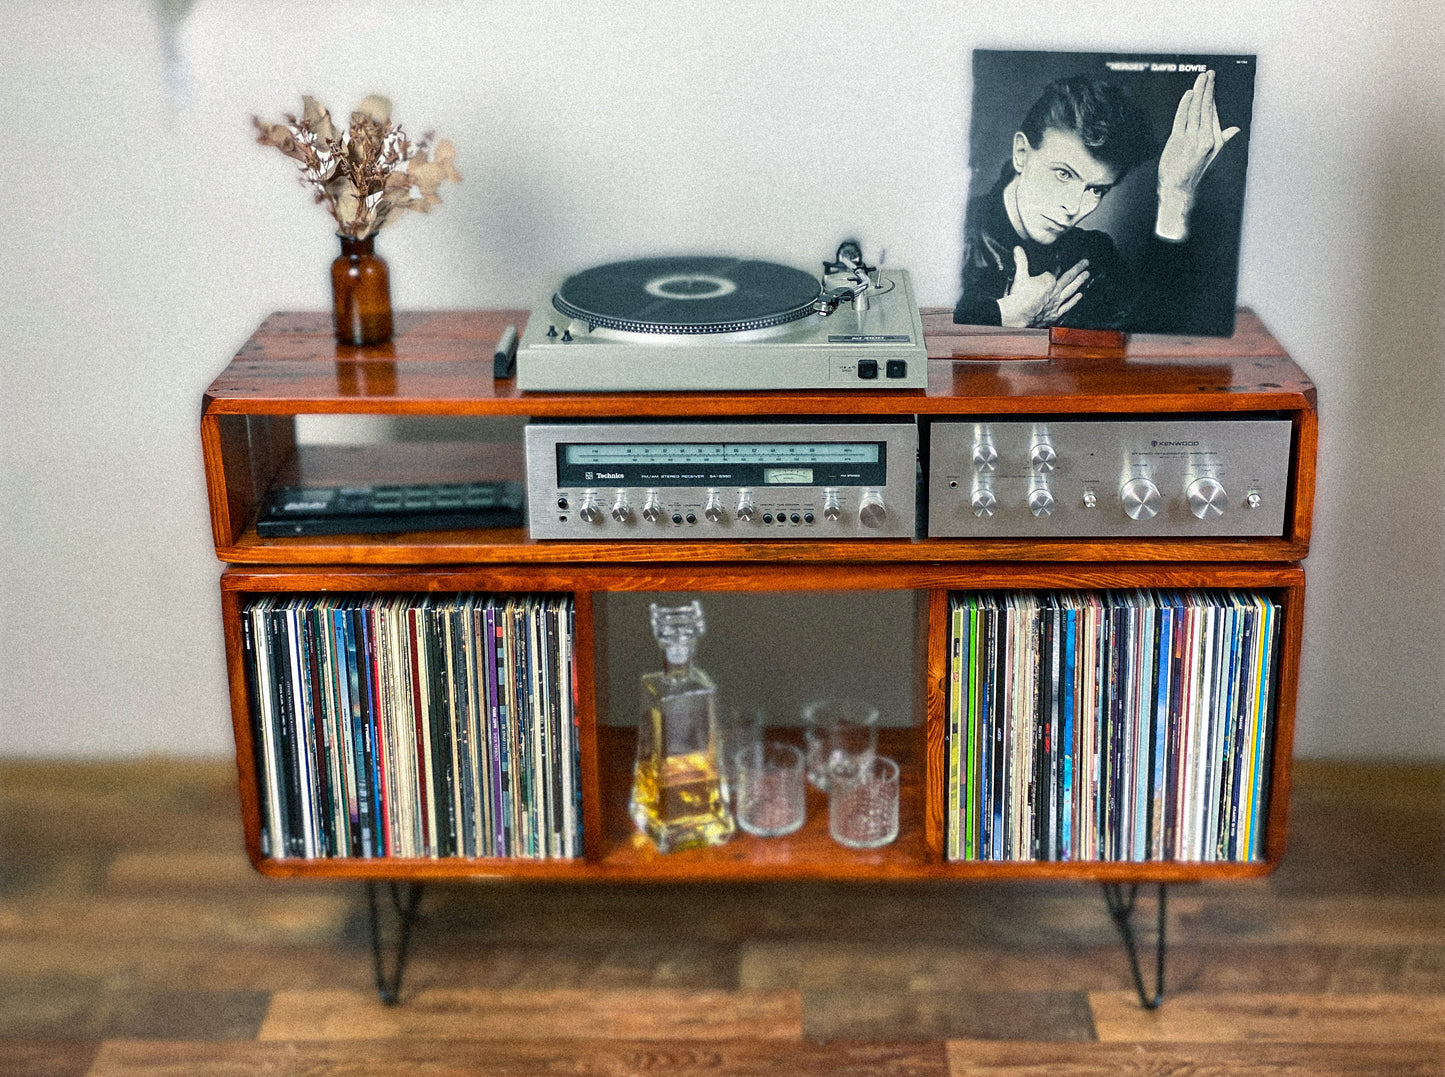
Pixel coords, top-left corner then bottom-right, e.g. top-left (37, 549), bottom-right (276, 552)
top-left (331, 233), bottom-right (393, 346)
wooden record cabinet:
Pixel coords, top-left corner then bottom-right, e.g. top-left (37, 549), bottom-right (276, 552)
top-left (203, 307), bottom-right (1314, 888)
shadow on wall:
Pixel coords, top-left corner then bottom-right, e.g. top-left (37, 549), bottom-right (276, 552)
top-left (1309, 120), bottom-right (1445, 757)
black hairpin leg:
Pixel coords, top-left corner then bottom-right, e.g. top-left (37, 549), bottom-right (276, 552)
top-left (1102, 882), bottom-right (1166, 1009)
top-left (366, 881), bottom-right (425, 1005)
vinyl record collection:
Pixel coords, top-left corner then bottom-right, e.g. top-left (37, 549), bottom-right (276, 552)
top-left (240, 593), bottom-right (581, 861)
top-left (946, 590), bottom-right (1280, 863)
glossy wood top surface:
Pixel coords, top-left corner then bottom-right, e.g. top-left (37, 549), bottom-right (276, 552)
top-left (203, 308), bottom-right (1315, 417)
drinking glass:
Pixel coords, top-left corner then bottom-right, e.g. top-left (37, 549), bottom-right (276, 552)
top-left (803, 699), bottom-right (879, 791)
top-left (827, 754), bottom-right (899, 849)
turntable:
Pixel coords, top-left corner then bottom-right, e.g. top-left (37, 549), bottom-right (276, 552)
top-left (515, 242), bottom-right (927, 391)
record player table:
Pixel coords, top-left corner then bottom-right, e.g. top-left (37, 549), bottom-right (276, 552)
top-left (202, 308), bottom-right (1315, 1001)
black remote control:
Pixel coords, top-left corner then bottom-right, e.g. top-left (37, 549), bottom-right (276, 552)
top-left (256, 481), bottom-right (525, 537)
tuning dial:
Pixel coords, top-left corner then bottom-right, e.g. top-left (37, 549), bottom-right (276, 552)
top-left (641, 492), bottom-right (663, 523)
top-left (610, 492), bottom-right (633, 523)
top-left (577, 492), bottom-right (604, 525)
top-left (1120, 477), bottom-right (1161, 521)
top-left (1028, 483), bottom-right (1055, 518)
top-left (972, 439), bottom-right (997, 473)
top-left (1186, 477), bottom-right (1227, 520)
top-left (822, 488), bottom-right (841, 521)
top-left (735, 489), bottom-right (756, 522)
top-left (858, 489), bottom-right (887, 528)
top-left (703, 490), bottom-right (724, 523)
top-left (1030, 440), bottom-right (1057, 473)
top-left (970, 485), bottom-right (997, 518)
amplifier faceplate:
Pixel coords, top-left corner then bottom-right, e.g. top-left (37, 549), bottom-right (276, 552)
top-left (526, 421), bottom-right (918, 540)
top-left (927, 418), bottom-right (1294, 539)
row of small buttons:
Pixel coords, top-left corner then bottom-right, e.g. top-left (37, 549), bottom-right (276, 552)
top-left (857, 359), bottom-right (910, 380)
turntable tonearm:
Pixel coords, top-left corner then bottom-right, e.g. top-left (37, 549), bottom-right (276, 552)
top-left (515, 242), bottom-right (927, 392)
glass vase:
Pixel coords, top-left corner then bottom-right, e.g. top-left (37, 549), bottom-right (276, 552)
top-left (331, 233), bottom-right (393, 346)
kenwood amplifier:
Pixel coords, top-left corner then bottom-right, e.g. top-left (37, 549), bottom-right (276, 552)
top-left (925, 416), bottom-right (1295, 538)
top-left (524, 420), bottom-right (918, 540)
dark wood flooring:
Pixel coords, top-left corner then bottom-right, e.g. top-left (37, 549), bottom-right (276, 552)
top-left (1, 759), bottom-right (1441, 1076)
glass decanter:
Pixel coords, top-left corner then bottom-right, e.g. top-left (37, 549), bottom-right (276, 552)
top-left (629, 601), bottom-right (735, 852)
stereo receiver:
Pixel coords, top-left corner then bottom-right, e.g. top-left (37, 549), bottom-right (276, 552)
top-left (524, 420), bottom-right (918, 540)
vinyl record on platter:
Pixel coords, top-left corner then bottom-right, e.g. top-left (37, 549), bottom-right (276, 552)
top-left (552, 257), bottom-right (823, 335)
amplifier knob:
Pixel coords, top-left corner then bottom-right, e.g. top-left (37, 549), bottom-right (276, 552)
top-left (1028, 484), bottom-right (1055, 517)
top-left (858, 489), bottom-right (887, 529)
top-left (735, 489), bottom-right (756, 522)
top-left (970, 486), bottom-right (997, 518)
top-left (972, 440), bottom-right (997, 472)
top-left (642, 492), bottom-right (663, 523)
top-left (1246, 490), bottom-right (1263, 510)
top-left (1120, 477), bottom-right (1161, 521)
top-left (1030, 441), bottom-right (1057, 473)
top-left (611, 492), bottom-right (633, 523)
top-left (578, 492), bottom-right (604, 524)
top-left (704, 490), bottom-right (724, 523)
top-left (1187, 477), bottom-right (1228, 520)
top-left (822, 488), bottom-right (841, 521)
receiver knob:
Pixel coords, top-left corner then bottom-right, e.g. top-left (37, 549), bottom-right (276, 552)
top-left (822, 488), bottom-right (841, 521)
top-left (1028, 484), bottom-right (1055, 517)
top-left (611, 492), bottom-right (633, 523)
top-left (1030, 441), bottom-right (1057, 473)
top-left (1187, 477), bottom-right (1227, 520)
top-left (970, 486), bottom-right (997, 518)
top-left (1120, 477), bottom-right (1161, 521)
top-left (858, 489), bottom-right (887, 529)
top-left (735, 489), bottom-right (756, 522)
top-left (704, 490), bottom-right (724, 523)
top-left (972, 440), bottom-right (997, 472)
top-left (578, 492), bottom-right (604, 524)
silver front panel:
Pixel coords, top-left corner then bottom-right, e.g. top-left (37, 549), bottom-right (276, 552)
top-left (515, 271), bottom-right (926, 391)
top-left (927, 418), bottom-right (1294, 538)
top-left (526, 421), bottom-right (918, 540)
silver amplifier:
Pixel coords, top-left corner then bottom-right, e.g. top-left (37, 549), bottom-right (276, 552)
top-left (525, 420), bottom-right (918, 540)
top-left (926, 417), bottom-right (1294, 538)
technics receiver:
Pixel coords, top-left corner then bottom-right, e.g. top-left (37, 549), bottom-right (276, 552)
top-left (525, 420), bottom-right (918, 540)
top-left (926, 418), bottom-right (1295, 539)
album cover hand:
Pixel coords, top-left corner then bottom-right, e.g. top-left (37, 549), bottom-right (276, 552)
top-left (997, 248), bottom-right (1090, 328)
top-left (1156, 69), bottom-right (1239, 241)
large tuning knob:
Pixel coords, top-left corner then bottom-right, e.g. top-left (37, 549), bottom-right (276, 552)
top-left (1120, 477), bottom-right (1161, 521)
top-left (858, 489), bottom-right (888, 528)
top-left (1187, 476), bottom-right (1228, 520)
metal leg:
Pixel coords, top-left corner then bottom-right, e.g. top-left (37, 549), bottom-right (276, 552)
top-left (366, 881), bottom-right (425, 1006)
top-left (1101, 882), bottom-right (1166, 1009)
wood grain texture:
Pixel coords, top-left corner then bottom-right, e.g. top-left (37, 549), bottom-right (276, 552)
top-left (258, 987), bottom-right (803, 1041)
top-left (946, 1040), bottom-right (1445, 1076)
top-left (87, 1038), bottom-right (949, 1077)
top-left (1090, 990), bottom-right (1445, 1042)
top-left (2, 759), bottom-right (1440, 1076)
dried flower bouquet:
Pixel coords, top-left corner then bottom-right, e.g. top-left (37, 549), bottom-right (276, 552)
top-left (253, 95), bottom-right (460, 239)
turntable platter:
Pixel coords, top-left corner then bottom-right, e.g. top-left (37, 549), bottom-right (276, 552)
top-left (552, 257), bottom-right (822, 335)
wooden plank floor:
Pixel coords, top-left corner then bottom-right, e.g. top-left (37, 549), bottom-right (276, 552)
top-left (1, 759), bottom-right (1441, 1076)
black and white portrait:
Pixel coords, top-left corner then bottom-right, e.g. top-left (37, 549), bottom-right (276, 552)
top-left (954, 50), bottom-right (1255, 336)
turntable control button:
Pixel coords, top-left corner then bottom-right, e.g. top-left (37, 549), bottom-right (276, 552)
top-left (857, 360), bottom-right (879, 380)
top-left (886, 359), bottom-right (907, 379)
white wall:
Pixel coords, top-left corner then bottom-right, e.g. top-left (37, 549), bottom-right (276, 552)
top-left (2, 0), bottom-right (1441, 758)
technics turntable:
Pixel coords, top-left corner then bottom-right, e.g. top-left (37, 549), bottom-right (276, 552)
top-left (515, 242), bottom-right (927, 391)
